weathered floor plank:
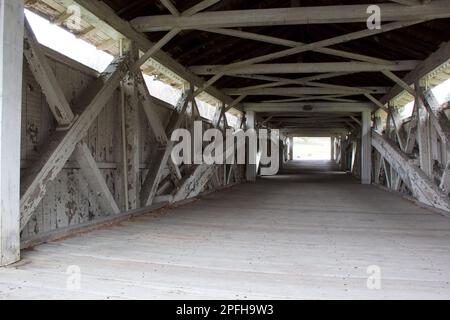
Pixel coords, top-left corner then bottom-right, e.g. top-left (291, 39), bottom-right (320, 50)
top-left (1, 160), bottom-right (450, 299)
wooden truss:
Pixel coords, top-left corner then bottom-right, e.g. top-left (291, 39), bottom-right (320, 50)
top-left (372, 85), bottom-right (450, 214)
top-left (20, 19), bottom-right (130, 229)
top-left (19, 10), bottom-right (245, 231)
top-left (5, 0), bottom-right (450, 269)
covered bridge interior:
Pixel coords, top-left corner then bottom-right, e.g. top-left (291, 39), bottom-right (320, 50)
top-left (1, 0), bottom-right (450, 299)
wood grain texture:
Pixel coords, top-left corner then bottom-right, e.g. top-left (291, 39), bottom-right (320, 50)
top-left (0, 0), bottom-right (24, 266)
top-left (3, 161), bottom-right (450, 299)
top-left (20, 51), bottom-right (154, 241)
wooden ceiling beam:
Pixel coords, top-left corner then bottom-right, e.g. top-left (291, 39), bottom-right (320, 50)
top-left (189, 20), bottom-right (423, 95)
top-left (224, 87), bottom-right (389, 96)
top-left (201, 21), bottom-right (422, 76)
top-left (131, 1), bottom-right (450, 32)
top-left (191, 61), bottom-right (419, 75)
top-left (198, 27), bottom-right (393, 65)
top-left (244, 102), bottom-right (374, 113)
top-left (262, 95), bottom-right (358, 103)
top-left (232, 73), bottom-right (352, 90)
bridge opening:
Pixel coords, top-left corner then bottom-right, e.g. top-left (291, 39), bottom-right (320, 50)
top-left (293, 137), bottom-right (332, 161)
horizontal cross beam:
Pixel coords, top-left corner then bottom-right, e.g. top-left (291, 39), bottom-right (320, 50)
top-left (244, 102), bottom-right (374, 113)
top-left (131, 1), bottom-right (450, 31)
top-left (191, 61), bottom-right (419, 75)
top-left (224, 87), bottom-right (390, 96)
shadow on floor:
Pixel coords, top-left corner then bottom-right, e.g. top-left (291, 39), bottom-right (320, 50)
top-left (265, 160), bottom-right (356, 184)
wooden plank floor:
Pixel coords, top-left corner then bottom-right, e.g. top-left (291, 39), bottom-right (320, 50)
top-left (1, 160), bottom-right (450, 299)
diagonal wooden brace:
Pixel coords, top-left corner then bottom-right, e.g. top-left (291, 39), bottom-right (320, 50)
top-left (20, 54), bottom-right (130, 230)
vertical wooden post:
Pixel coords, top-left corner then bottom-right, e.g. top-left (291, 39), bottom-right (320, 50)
top-left (361, 110), bottom-right (372, 184)
top-left (335, 137), bottom-right (341, 163)
top-left (284, 137), bottom-right (289, 163)
top-left (123, 42), bottom-right (140, 210)
top-left (0, 0), bottom-right (24, 266)
top-left (373, 148), bottom-right (382, 185)
top-left (417, 84), bottom-right (433, 178)
top-left (246, 111), bottom-right (257, 182)
top-left (340, 137), bottom-right (347, 171)
top-left (331, 136), bottom-right (335, 161)
top-left (289, 137), bottom-right (294, 160)
top-left (279, 137), bottom-right (285, 167)
top-left (119, 39), bottom-right (129, 211)
top-left (352, 141), bottom-right (360, 176)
